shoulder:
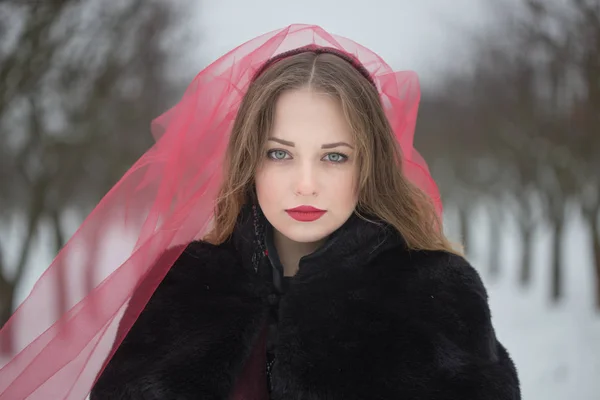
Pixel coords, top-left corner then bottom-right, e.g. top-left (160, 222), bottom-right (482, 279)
top-left (91, 241), bottom-right (263, 398)
top-left (385, 248), bottom-right (489, 311)
top-left (375, 248), bottom-right (486, 299)
top-left (117, 239), bottom-right (257, 343)
top-left (363, 250), bottom-right (521, 398)
top-left (372, 249), bottom-right (495, 351)
top-left (172, 239), bottom-right (239, 271)
top-left (383, 250), bottom-right (521, 397)
top-left (130, 239), bottom-right (250, 313)
top-left (407, 250), bottom-right (488, 304)
top-left (156, 239), bottom-right (241, 283)
top-left (409, 251), bottom-right (492, 334)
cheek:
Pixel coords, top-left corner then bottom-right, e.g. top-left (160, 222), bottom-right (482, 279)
top-left (336, 164), bottom-right (359, 190)
top-left (324, 168), bottom-right (359, 205)
top-left (254, 167), bottom-right (279, 204)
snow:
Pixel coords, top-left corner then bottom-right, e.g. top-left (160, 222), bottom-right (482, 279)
top-left (445, 203), bottom-right (600, 400)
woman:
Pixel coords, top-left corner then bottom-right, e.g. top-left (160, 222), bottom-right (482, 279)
top-left (91, 37), bottom-right (520, 400)
top-left (0, 25), bottom-right (520, 400)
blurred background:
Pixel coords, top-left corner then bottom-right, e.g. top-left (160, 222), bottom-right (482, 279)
top-left (0, 0), bottom-right (598, 398)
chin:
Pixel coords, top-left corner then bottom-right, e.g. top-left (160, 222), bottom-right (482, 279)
top-left (275, 216), bottom-right (343, 244)
top-left (278, 227), bottom-right (331, 244)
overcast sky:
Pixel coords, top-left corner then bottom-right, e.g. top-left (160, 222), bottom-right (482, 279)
top-left (192, 0), bottom-right (503, 87)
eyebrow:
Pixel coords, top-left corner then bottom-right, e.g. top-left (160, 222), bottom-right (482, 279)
top-left (268, 137), bottom-right (354, 149)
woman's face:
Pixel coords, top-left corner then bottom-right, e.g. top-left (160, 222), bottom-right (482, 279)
top-left (255, 88), bottom-right (359, 244)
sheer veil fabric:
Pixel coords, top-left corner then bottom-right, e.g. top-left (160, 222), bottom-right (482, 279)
top-left (0, 24), bottom-right (441, 399)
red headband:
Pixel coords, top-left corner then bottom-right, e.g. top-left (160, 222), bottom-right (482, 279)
top-left (252, 44), bottom-right (378, 88)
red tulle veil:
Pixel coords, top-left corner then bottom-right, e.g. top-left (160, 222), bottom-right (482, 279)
top-left (0, 24), bottom-right (441, 399)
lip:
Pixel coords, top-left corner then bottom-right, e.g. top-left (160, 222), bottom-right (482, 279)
top-left (285, 205), bottom-right (327, 222)
top-left (286, 205), bottom-right (325, 212)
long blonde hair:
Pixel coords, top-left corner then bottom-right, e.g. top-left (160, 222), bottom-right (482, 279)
top-left (205, 50), bottom-right (461, 255)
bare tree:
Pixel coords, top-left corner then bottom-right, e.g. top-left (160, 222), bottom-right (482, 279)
top-left (513, 0), bottom-right (598, 303)
top-left (419, 0), bottom-right (600, 308)
top-left (0, 0), bottom-right (192, 349)
top-left (567, 0), bottom-right (600, 308)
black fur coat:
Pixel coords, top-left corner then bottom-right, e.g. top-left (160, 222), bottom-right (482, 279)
top-left (91, 205), bottom-right (520, 399)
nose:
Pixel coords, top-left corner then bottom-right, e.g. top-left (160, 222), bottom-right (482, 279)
top-left (293, 162), bottom-right (318, 197)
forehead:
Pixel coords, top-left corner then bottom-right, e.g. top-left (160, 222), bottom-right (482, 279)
top-left (270, 88), bottom-right (354, 143)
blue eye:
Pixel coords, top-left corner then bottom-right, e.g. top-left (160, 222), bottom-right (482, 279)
top-left (323, 153), bottom-right (348, 163)
top-left (267, 149), bottom-right (289, 160)
top-left (266, 150), bottom-right (348, 163)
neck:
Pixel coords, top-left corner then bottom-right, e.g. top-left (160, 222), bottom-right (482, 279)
top-left (273, 230), bottom-right (326, 277)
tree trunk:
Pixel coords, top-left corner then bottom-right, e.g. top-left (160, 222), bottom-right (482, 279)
top-left (519, 222), bottom-right (534, 287)
top-left (488, 204), bottom-right (502, 279)
top-left (0, 275), bottom-right (15, 355)
top-left (0, 280), bottom-right (13, 327)
top-left (551, 218), bottom-right (565, 302)
top-left (590, 213), bottom-right (600, 310)
top-left (51, 210), bottom-right (68, 319)
top-left (458, 206), bottom-right (471, 256)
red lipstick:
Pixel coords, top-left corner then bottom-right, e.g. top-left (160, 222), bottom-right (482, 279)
top-left (285, 205), bottom-right (326, 222)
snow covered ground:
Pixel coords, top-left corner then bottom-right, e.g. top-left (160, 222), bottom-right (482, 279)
top-left (488, 279), bottom-right (600, 400)
top-left (445, 204), bottom-right (600, 400)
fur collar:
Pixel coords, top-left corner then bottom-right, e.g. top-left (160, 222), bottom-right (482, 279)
top-left (229, 203), bottom-right (404, 275)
